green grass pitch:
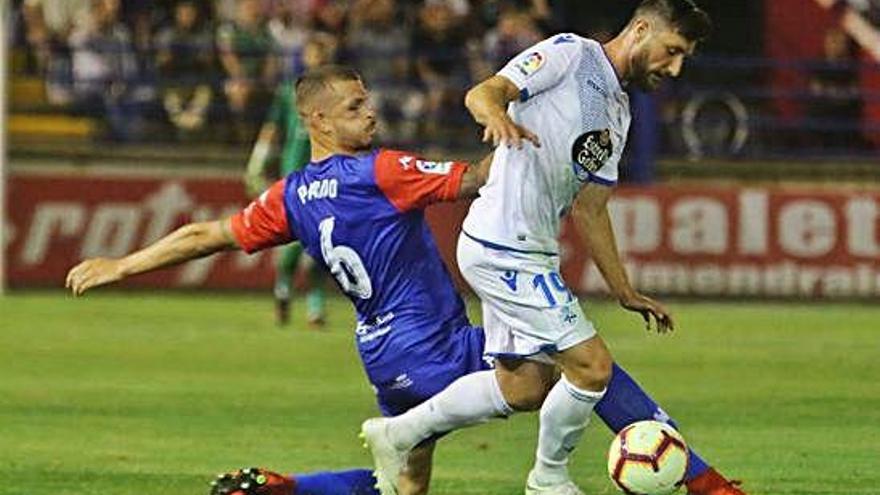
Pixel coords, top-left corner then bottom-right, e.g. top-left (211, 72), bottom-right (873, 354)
top-left (1, 292), bottom-right (878, 495)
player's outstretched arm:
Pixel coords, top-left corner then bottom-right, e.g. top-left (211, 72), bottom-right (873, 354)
top-left (465, 76), bottom-right (540, 149)
top-left (571, 184), bottom-right (675, 333)
top-left (66, 220), bottom-right (238, 296)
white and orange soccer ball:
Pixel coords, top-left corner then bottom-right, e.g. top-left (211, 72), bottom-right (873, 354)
top-left (607, 420), bottom-right (689, 495)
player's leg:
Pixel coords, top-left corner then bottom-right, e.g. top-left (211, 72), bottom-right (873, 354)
top-left (274, 243), bottom-right (303, 326)
top-left (362, 364), bottom-right (552, 495)
top-left (303, 255), bottom-right (326, 327)
top-left (596, 363), bottom-right (746, 495)
top-left (455, 234), bottom-right (609, 494)
top-left (398, 440), bottom-right (436, 495)
top-left (494, 357), bottom-right (557, 412)
top-left (360, 322), bottom-right (551, 495)
top-left (526, 333), bottom-right (612, 495)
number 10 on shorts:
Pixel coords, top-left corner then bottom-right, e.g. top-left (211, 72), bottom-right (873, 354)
top-left (532, 271), bottom-right (573, 307)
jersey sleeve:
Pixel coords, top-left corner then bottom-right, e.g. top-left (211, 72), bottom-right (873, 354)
top-left (230, 179), bottom-right (295, 253)
top-left (373, 149), bottom-right (468, 212)
top-left (497, 33), bottom-right (581, 102)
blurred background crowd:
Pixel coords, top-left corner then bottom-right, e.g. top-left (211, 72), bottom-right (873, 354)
top-left (6, 0), bottom-right (880, 172)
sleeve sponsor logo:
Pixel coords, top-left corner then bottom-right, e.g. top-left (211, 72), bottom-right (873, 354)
top-left (416, 160), bottom-right (452, 175)
top-left (571, 129), bottom-right (613, 181)
top-left (397, 154), bottom-right (452, 175)
top-left (515, 51), bottom-right (545, 78)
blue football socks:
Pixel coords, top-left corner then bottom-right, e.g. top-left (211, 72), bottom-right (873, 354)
top-left (595, 363), bottom-right (710, 481)
top-left (292, 469), bottom-right (377, 495)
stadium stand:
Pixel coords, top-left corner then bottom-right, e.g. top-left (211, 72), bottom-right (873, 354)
top-left (6, 0), bottom-right (879, 170)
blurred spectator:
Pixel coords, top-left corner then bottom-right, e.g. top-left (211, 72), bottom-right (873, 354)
top-left (806, 28), bottom-right (865, 150)
top-left (245, 32), bottom-right (338, 195)
top-left (412, 2), bottom-right (474, 141)
top-left (472, 0), bottom-right (552, 32)
top-left (268, 0), bottom-right (311, 81)
top-left (22, 0), bottom-right (91, 104)
top-left (213, 0), bottom-right (237, 23)
top-left (348, 0), bottom-right (422, 141)
top-left (243, 30), bottom-right (337, 327)
top-left (301, 32), bottom-right (339, 69)
top-left (479, 9), bottom-right (543, 76)
top-left (120, 0), bottom-right (161, 53)
top-left (155, 0), bottom-right (215, 137)
top-left (424, 0), bottom-right (470, 19)
top-left (214, 0), bottom-right (267, 23)
top-left (217, 0), bottom-right (278, 142)
top-left (69, 0), bottom-right (142, 141)
top-left (312, 0), bottom-right (348, 35)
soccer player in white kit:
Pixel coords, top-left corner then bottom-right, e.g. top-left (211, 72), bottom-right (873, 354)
top-left (458, 3), bottom-right (711, 494)
top-left (361, 2), bottom-right (715, 495)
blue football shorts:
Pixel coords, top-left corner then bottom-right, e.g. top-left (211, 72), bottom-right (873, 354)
top-left (373, 324), bottom-right (491, 417)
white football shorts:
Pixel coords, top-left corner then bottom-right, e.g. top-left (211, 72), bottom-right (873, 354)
top-left (457, 232), bottom-right (597, 364)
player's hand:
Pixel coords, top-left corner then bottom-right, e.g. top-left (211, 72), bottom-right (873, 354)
top-left (244, 173), bottom-right (268, 199)
top-left (482, 113), bottom-right (541, 149)
top-left (65, 258), bottom-right (124, 296)
top-left (619, 292), bottom-right (675, 334)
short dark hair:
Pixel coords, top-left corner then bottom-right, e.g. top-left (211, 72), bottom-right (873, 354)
top-left (634, 0), bottom-right (712, 42)
top-left (295, 65), bottom-right (362, 114)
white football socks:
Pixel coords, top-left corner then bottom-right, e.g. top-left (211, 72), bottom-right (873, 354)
top-left (532, 375), bottom-right (606, 485)
top-left (385, 369), bottom-right (514, 450)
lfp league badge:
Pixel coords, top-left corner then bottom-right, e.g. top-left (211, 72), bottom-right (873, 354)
top-left (516, 51), bottom-right (545, 77)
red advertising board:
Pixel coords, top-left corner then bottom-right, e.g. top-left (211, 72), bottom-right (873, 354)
top-left (560, 185), bottom-right (880, 298)
top-left (5, 169), bottom-right (880, 297)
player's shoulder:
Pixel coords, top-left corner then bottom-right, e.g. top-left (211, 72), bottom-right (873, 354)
top-left (519, 33), bottom-right (593, 77)
top-left (374, 148), bottom-right (418, 171)
top-left (534, 33), bottom-right (593, 54)
top-left (570, 38), bottom-right (622, 97)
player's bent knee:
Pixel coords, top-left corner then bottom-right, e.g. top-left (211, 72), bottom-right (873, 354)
top-left (495, 359), bottom-right (556, 411)
top-left (504, 385), bottom-right (548, 412)
top-left (558, 337), bottom-right (614, 392)
top-left (564, 352), bottom-right (613, 392)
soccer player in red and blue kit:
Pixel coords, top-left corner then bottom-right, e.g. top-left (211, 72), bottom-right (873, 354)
top-left (66, 66), bottom-right (745, 495)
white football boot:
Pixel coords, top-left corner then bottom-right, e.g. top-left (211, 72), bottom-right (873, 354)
top-left (524, 469), bottom-right (586, 495)
top-left (360, 417), bottom-right (409, 495)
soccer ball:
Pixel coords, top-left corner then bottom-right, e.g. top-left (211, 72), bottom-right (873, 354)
top-left (607, 420), bottom-right (689, 495)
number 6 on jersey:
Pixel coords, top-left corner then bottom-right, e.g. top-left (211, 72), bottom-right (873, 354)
top-left (319, 217), bottom-right (373, 299)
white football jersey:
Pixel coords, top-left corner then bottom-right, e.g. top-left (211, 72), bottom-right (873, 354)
top-left (462, 34), bottom-right (631, 255)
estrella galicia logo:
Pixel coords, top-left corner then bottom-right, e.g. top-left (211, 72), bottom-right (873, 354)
top-left (571, 129), bottom-right (612, 181)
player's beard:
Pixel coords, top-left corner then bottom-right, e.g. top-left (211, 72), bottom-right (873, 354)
top-left (629, 49), bottom-right (663, 92)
